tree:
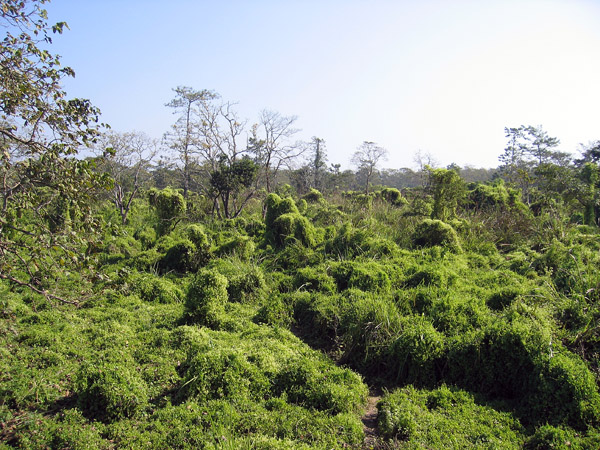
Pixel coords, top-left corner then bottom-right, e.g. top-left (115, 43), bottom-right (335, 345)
top-left (253, 110), bottom-right (304, 192)
top-left (95, 131), bottom-right (157, 224)
top-left (0, 0), bottom-right (110, 303)
top-left (210, 156), bottom-right (258, 219)
top-left (499, 125), bottom-right (564, 204)
top-left (164, 86), bottom-right (217, 197)
top-left (310, 137), bottom-right (327, 190)
top-left (195, 98), bottom-right (250, 216)
top-left (351, 141), bottom-right (388, 193)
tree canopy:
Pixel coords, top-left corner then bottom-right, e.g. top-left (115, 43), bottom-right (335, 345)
top-left (0, 0), bottom-right (110, 303)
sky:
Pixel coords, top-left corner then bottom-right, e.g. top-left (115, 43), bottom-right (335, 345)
top-left (43, 0), bottom-right (600, 170)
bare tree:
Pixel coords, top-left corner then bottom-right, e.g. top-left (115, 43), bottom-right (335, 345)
top-left (253, 110), bottom-right (304, 192)
top-left (96, 131), bottom-right (157, 224)
top-left (413, 149), bottom-right (438, 188)
top-left (164, 86), bottom-right (217, 197)
top-left (351, 141), bottom-right (388, 193)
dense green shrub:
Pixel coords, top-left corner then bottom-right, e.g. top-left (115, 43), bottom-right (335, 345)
top-left (159, 238), bottom-right (197, 273)
top-left (273, 358), bottom-right (367, 414)
top-left (388, 316), bottom-right (446, 386)
top-left (331, 261), bottom-right (391, 293)
top-left (272, 213), bottom-right (317, 247)
top-left (412, 219), bottom-right (461, 251)
top-left (524, 424), bottom-right (600, 449)
top-left (377, 385), bottom-right (524, 447)
top-left (468, 180), bottom-right (510, 210)
top-left (129, 247), bottom-right (162, 271)
top-left (147, 187), bottom-right (186, 235)
top-left (178, 347), bottom-right (271, 402)
top-left (133, 226), bottom-right (157, 250)
top-left (104, 234), bottom-right (141, 258)
top-left (217, 235), bottom-right (256, 260)
top-left (75, 360), bottom-right (149, 422)
top-left (377, 187), bottom-right (407, 206)
top-left (185, 269), bottom-right (229, 327)
top-left (293, 266), bottom-right (336, 293)
top-left (530, 352), bottom-right (600, 429)
top-left (254, 293), bottom-right (294, 327)
top-left (228, 265), bottom-right (267, 303)
top-left (263, 193), bottom-right (318, 248)
top-left (341, 191), bottom-right (375, 210)
top-left (184, 223), bottom-right (212, 265)
top-left (303, 188), bottom-right (324, 203)
top-left (446, 319), bottom-right (546, 400)
top-left (325, 223), bottom-right (398, 259)
top-left (129, 272), bottom-right (183, 304)
top-left (265, 193), bottom-right (298, 228)
top-left (403, 266), bottom-right (449, 289)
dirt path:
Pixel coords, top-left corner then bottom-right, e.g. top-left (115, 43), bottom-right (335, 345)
top-left (361, 388), bottom-right (383, 449)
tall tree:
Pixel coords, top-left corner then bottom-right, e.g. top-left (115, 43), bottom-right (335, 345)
top-left (0, 0), bottom-right (110, 303)
top-left (253, 110), bottom-right (303, 192)
top-left (351, 141), bottom-right (388, 193)
top-left (164, 86), bottom-right (216, 197)
top-left (499, 125), bottom-right (564, 204)
top-left (310, 137), bottom-right (327, 190)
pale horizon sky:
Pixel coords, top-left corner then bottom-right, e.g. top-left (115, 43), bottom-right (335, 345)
top-left (44, 0), bottom-right (600, 171)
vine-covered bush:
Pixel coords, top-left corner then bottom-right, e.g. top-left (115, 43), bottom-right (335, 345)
top-left (412, 219), bottom-right (461, 251)
top-left (185, 269), bottom-right (229, 327)
top-left (378, 187), bottom-right (408, 206)
top-left (148, 188), bottom-right (186, 235)
top-left (75, 360), bottom-right (149, 422)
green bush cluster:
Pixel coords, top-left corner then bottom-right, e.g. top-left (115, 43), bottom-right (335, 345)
top-left (75, 360), bottom-right (149, 422)
top-left (412, 219), bottom-right (462, 251)
top-left (147, 187), bottom-right (186, 236)
top-left (264, 193), bottom-right (317, 247)
top-left (129, 271), bottom-right (183, 304)
top-left (377, 187), bottom-right (408, 206)
top-left (7, 175), bottom-right (600, 448)
top-left (217, 234), bottom-right (256, 260)
top-left (331, 261), bottom-right (392, 293)
top-left (377, 385), bottom-right (524, 447)
top-left (185, 269), bottom-right (229, 327)
top-left (325, 223), bottom-right (399, 259)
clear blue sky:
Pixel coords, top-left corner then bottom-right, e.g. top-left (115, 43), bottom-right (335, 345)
top-left (44, 0), bottom-right (600, 170)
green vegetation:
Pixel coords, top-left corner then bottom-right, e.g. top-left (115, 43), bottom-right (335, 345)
top-left (3, 2), bottom-right (600, 448)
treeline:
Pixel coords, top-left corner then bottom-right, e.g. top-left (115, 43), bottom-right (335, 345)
top-left (94, 118), bottom-right (600, 232)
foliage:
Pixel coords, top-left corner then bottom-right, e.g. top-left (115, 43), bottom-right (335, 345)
top-left (0, 0), bottom-right (111, 303)
top-left (427, 166), bottom-right (465, 221)
top-left (412, 219), bottom-right (461, 251)
top-left (147, 187), bottom-right (186, 235)
top-left (184, 269), bottom-right (229, 327)
top-left (6, 132), bottom-right (600, 448)
top-left (377, 385), bottom-right (524, 447)
top-left (264, 193), bottom-right (317, 247)
top-left (211, 156), bottom-right (259, 219)
top-left (75, 359), bottom-right (149, 422)
top-left (377, 187), bottom-right (407, 206)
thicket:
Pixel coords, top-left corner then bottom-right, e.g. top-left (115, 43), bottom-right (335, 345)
top-left (4, 179), bottom-right (600, 448)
